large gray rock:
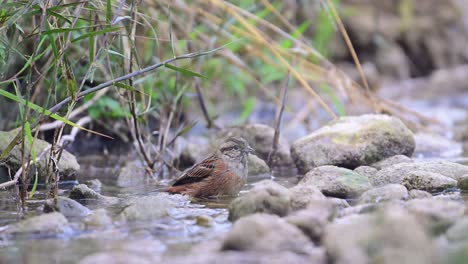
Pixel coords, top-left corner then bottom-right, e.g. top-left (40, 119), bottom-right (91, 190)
top-left (288, 184), bottom-right (326, 211)
top-left (358, 184), bottom-right (408, 204)
top-left (119, 194), bottom-right (174, 222)
top-left (374, 161), bottom-right (468, 186)
top-left (290, 115), bottom-right (415, 173)
top-left (0, 131), bottom-right (79, 181)
top-left (405, 198), bottom-right (466, 233)
top-left (286, 199), bottom-right (337, 242)
top-left (43, 196), bottom-right (91, 217)
top-left (402, 170), bottom-right (457, 192)
top-left (370, 154), bottom-right (413, 170)
top-left (222, 213), bottom-right (316, 255)
top-left (324, 206), bottom-right (433, 264)
top-left (3, 212), bottom-right (69, 234)
top-left (69, 184), bottom-right (119, 205)
top-left (299, 166), bottom-right (371, 199)
top-left (228, 180), bottom-right (290, 221)
top-left (217, 124), bottom-right (292, 166)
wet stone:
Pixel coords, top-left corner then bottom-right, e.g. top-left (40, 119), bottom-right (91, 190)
top-left (228, 180), bottom-right (291, 221)
top-left (247, 154), bottom-right (270, 176)
top-left (69, 184), bottom-right (119, 205)
top-left (299, 166), bottom-right (371, 199)
top-left (409, 190), bottom-right (432, 199)
top-left (119, 194), bottom-right (175, 222)
top-left (43, 196), bottom-right (91, 217)
top-left (288, 184), bottom-right (326, 211)
top-left (4, 212), bottom-right (70, 234)
top-left (402, 170), bottom-right (457, 192)
top-left (222, 213), bottom-right (317, 255)
top-left (358, 184), bottom-right (408, 204)
top-left (370, 154), bottom-right (413, 170)
top-left (85, 179), bottom-right (102, 193)
top-left (457, 175), bottom-right (468, 190)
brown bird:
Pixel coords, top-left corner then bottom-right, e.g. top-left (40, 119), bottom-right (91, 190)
top-left (167, 137), bottom-right (254, 198)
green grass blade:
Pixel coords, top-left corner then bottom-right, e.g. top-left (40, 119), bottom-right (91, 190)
top-left (71, 26), bottom-right (121, 42)
top-left (164, 63), bottom-right (206, 78)
top-left (29, 170), bottom-right (38, 199)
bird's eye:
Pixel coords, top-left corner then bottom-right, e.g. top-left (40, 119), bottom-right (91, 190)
top-left (233, 145), bottom-right (240, 150)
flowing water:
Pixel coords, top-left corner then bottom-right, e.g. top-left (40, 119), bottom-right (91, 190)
top-left (0, 154), bottom-right (299, 263)
top-left (0, 93), bottom-right (467, 263)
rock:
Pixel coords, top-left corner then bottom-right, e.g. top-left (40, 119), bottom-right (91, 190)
top-left (164, 251), bottom-right (326, 264)
top-left (337, 203), bottom-right (378, 218)
top-left (285, 199), bottom-right (336, 242)
top-left (299, 166), bottom-right (371, 199)
top-left (79, 252), bottom-right (154, 264)
top-left (324, 206), bottom-right (433, 264)
top-left (409, 190), bottom-right (432, 199)
top-left (288, 184), bottom-right (325, 211)
top-left (195, 215), bottom-right (214, 227)
top-left (69, 184), bottom-right (119, 205)
top-left (247, 154), bottom-right (270, 176)
top-left (222, 213), bottom-right (316, 255)
top-left (85, 179), bottom-right (102, 193)
top-left (353, 166), bottom-right (378, 181)
top-left (176, 141), bottom-right (210, 170)
top-left (228, 180), bottom-right (290, 221)
top-left (290, 115), bottom-right (415, 173)
top-left (117, 160), bottom-right (150, 187)
top-left (446, 217), bottom-right (468, 242)
top-left (402, 170), bottom-right (457, 192)
top-left (43, 196), bottom-right (91, 217)
top-left (84, 209), bottom-right (113, 229)
top-left (218, 124), bottom-right (292, 166)
top-left (458, 175), bottom-right (468, 190)
top-left (0, 130), bottom-right (79, 181)
top-left (405, 198), bottom-right (465, 233)
top-left (358, 184), bottom-right (408, 204)
top-left (4, 212), bottom-right (69, 234)
top-left (414, 132), bottom-right (463, 158)
top-left (370, 154), bottom-right (413, 170)
top-left (374, 161), bottom-right (468, 186)
top-left (327, 198), bottom-right (350, 209)
top-left (119, 194), bottom-right (174, 222)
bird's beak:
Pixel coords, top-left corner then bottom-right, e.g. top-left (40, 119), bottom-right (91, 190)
top-left (246, 145), bottom-right (255, 154)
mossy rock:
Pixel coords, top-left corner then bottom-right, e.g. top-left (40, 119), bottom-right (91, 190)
top-left (0, 131), bottom-right (79, 182)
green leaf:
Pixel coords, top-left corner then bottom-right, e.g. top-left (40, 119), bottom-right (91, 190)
top-left (106, 0), bottom-right (112, 24)
top-left (42, 26), bottom-right (90, 35)
top-left (164, 63), bottom-right (206, 78)
top-left (29, 170), bottom-right (38, 199)
top-left (24, 121), bottom-right (37, 163)
top-left (71, 26), bottom-right (121, 42)
top-left (114, 82), bottom-right (147, 95)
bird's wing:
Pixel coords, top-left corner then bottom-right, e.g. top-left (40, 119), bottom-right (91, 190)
top-left (171, 155), bottom-right (226, 186)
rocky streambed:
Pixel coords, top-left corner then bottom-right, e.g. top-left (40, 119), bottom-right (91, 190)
top-left (0, 114), bottom-right (467, 263)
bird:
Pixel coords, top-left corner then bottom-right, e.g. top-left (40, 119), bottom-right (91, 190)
top-left (167, 137), bottom-right (254, 198)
